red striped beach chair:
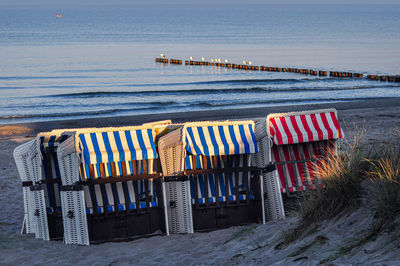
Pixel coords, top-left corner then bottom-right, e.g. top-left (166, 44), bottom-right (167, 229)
top-left (57, 125), bottom-right (169, 245)
top-left (158, 121), bottom-right (274, 233)
top-left (255, 108), bottom-right (344, 198)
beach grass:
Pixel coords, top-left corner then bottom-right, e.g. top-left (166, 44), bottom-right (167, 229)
top-left (281, 129), bottom-right (400, 249)
top-left (298, 130), bottom-right (369, 225)
top-left (366, 135), bottom-right (400, 220)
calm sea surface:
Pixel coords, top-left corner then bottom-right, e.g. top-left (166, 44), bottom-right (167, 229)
top-left (0, 4), bottom-right (399, 124)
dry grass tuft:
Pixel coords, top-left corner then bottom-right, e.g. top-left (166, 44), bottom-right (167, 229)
top-left (366, 133), bottom-right (400, 220)
top-left (298, 130), bottom-right (369, 226)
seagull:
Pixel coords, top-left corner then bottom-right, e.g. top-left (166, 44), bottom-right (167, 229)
top-left (189, 56), bottom-right (193, 61)
top-left (160, 53), bottom-right (165, 58)
top-left (225, 59), bottom-right (228, 63)
top-left (248, 61), bottom-right (252, 65)
top-left (202, 57), bottom-right (205, 62)
top-left (243, 60), bottom-right (247, 65)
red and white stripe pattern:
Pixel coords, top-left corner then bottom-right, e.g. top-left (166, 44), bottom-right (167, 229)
top-left (272, 140), bottom-right (335, 193)
top-left (268, 109), bottom-right (344, 146)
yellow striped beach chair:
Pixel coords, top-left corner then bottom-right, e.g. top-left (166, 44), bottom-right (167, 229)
top-left (57, 125), bottom-right (169, 245)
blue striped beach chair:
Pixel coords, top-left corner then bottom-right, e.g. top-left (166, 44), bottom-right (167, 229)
top-left (158, 121), bottom-right (272, 233)
top-left (57, 125), bottom-right (169, 245)
top-left (13, 131), bottom-right (71, 241)
top-left (31, 131), bottom-right (72, 241)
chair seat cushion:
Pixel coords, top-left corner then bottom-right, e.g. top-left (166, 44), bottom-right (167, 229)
top-left (191, 194), bottom-right (253, 204)
top-left (46, 207), bottom-right (62, 213)
top-left (83, 179), bottom-right (159, 214)
top-left (86, 200), bottom-right (158, 214)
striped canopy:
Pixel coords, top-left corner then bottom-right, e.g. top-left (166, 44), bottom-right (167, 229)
top-left (39, 134), bottom-right (70, 152)
top-left (267, 109), bottom-right (344, 146)
top-left (79, 129), bottom-right (157, 165)
top-left (184, 123), bottom-right (258, 156)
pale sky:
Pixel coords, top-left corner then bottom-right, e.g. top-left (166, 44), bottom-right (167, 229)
top-left (2, 0), bottom-right (400, 5)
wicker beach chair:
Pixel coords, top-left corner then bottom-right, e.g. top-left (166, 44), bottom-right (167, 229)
top-left (14, 139), bottom-right (38, 235)
top-left (254, 109), bottom-right (344, 201)
top-left (26, 121), bottom-right (172, 242)
top-left (57, 125), bottom-right (169, 245)
top-left (28, 130), bottom-right (74, 241)
top-left (158, 120), bottom-right (275, 233)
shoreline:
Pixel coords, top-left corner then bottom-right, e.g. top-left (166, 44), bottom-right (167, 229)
top-left (1, 97), bottom-right (400, 139)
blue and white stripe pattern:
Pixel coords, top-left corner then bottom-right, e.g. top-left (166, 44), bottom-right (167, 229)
top-left (183, 123), bottom-right (257, 205)
top-left (39, 134), bottom-right (70, 153)
top-left (78, 129), bottom-right (157, 180)
top-left (185, 154), bottom-right (254, 204)
top-left (83, 179), bottom-right (158, 214)
top-left (39, 133), bottom-right (69, 213)
top-left (185, 124), bottom-right (258, 156)
top-left (76, 128), bottom-right (159, 214)
top-left (42, 150), bottom-right (63, 213)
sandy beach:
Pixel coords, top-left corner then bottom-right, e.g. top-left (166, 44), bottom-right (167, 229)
top-left (1, 99), bottom-right (400, 265)
top-left (2, 97), bottom-right (400, 141)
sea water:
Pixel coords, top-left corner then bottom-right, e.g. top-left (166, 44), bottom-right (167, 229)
top-left (0, 4), bottom-right (399, 124)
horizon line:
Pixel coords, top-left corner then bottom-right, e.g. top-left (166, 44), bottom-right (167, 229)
top-left (2, 3), bottom-right (400, 6)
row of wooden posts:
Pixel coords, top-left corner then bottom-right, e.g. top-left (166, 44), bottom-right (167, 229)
top-left (155, 58), bottom-right (400, 82)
